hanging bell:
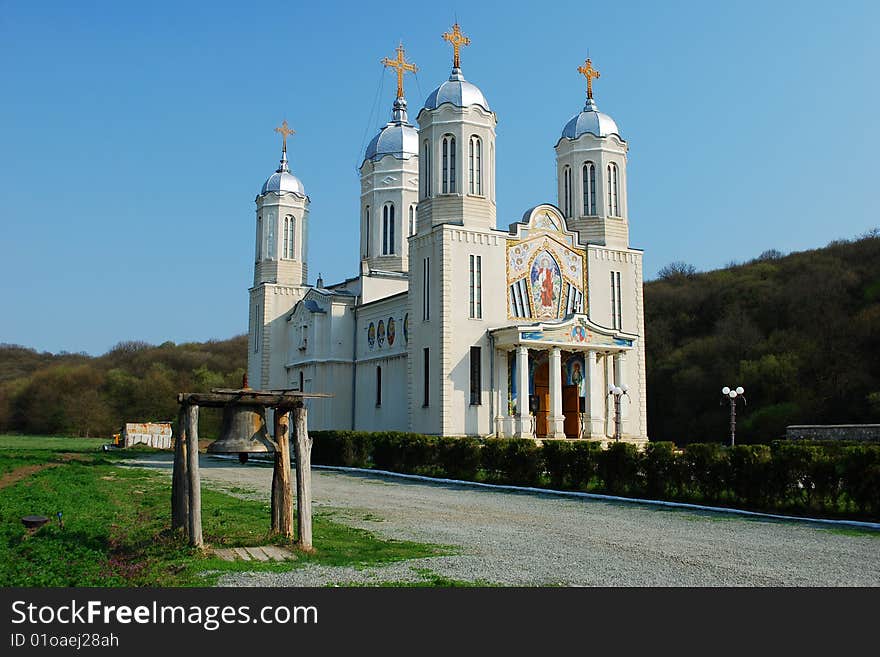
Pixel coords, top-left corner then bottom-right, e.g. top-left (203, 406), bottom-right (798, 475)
top-left (207, 403), bottom-right (275, 460)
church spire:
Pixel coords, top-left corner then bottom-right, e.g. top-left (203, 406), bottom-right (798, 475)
top-left (442, 22), bottom-right (470, 71)
top-left (274, 119), bottom-right (295, 172)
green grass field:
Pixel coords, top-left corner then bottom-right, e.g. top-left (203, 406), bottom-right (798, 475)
top-left (0, 435), bottom-right (446, 586)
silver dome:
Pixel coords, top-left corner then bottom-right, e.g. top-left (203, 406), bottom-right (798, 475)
top-left (260, 151), bottom-right (305, 196)
top-left (364, 98), bottom-right (419, 162)
top-left (424, 68), bottom-right (490, 111)
top-left (561, 98), bottom-right (620, 140)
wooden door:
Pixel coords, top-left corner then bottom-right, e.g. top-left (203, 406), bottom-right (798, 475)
top-left (534, 362), bottom-right (549, 438)
top-left (562, 385), bottom-right (580, 438)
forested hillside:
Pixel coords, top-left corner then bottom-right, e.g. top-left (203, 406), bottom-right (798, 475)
top-left (0, 337), bottom-right (247, 439)
top-left (645, 232), bottom-right (880, 443)
top-left (2, 232), bottom-right (878, 444)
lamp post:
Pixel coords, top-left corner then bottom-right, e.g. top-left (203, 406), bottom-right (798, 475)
top-left (721, 386), bottom-right (746, 446)
top-left (607, 384), bottom-right (629, 442)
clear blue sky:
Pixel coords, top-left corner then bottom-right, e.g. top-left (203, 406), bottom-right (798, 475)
top-left (1, 0), bottom-right (878, 355)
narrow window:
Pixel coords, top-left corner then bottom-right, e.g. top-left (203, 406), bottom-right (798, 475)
top-left (422, 140), bottom-right (432, 198)
top-left (409, 204), bottom-right (416, 236)
top-left (468, 138), bottom-right (475, 194)
top-left (449, 136), bottom-right (456, 192)
top-left (583, 162), bottom-right (596, 215)
top-left (470, 346), bottom-right (482, 405)
top-left (442, 137), bottom-right (449, 193)
top-left (256, 215), bottom-right (262, 260)
top-left (469, 254), bottom-right (482, 318)
top-left (298, 371), bottom-right (304, 392)
top-left (253, 304), bottom-right (260, 353)
top-left (616, 271), bottom-right (623, 329)
top-left (475, 137), bottom-right (482, 195)
top-left (422, 257), bottom-right (430, 320)
top-left (611, 271), bottom-right (622, 329)
top-left (376, 366), bottom-right (382, 406)
top-left (363, 207), bottom-right (370, 257)
top-left (282, 215), bottom-right (295, 259)
top-left (266, 216), bottom-right (275, 258)
top-left (563, 166), bottom-right (572, 218)
top-left (607, 163), bottom-right (619, 216)
top-left (423, 348), bottom-right (430, 407)
top-left (382, 203), bottom-right (395, 255)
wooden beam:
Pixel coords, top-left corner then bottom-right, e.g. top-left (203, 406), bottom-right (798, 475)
top-left (171, 405), bottom-right (190, 533)
top-left (271, 410), bottom-right (294, 539)
top-left (292, 401), bottom-right (314, 552)
top-left (185, 404), bottom-right (203, 548)
top-left (177, 391), bottom-right (331, 409)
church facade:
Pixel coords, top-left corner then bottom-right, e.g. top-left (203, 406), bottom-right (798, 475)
top-left (247, 26), bottom-right (648, 445)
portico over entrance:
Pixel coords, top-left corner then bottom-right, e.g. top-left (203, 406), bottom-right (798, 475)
top-left (489, 314), bottom-right (638, 441)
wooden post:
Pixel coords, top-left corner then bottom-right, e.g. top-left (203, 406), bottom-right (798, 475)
top-left (292, 401), bottom-right (313, 551)
top-left (271, 409), bottom-right (293, 539)
top-left (185, 404), bottom-right (203, 548)
top-left (171, 404), bottom-right (190, 533)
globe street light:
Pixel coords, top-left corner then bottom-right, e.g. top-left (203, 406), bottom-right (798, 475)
top-left (721, 386), bottom-right (746, 446)
top-left (608, 384), bottom-right (629, 442)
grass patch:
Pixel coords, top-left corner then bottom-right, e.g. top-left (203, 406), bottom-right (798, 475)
top-left (0, 435), bottom-right (445, 586)
top-left (819, 526), bottom-right (880, 539)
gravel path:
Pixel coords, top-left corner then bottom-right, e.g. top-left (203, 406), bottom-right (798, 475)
top-left (129, 454), bottom-right (880, 587)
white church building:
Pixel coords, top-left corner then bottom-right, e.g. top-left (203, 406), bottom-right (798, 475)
top-left (247, 26), bottom-right (648, 445)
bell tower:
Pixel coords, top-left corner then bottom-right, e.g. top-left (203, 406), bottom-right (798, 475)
top-left (416, 23), bottom-right (497, 233)
top-left (555, 59), bottom-right (629, 249)
top-left (359, 43), bottom-right (420, 275)
top-left (248, 121), bottom-right (310, 389)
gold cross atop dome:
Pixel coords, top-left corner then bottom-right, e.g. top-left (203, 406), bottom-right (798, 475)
top-left (274, 120), bottom-right (295, 151)
top-left (577, 58), bottom-right (601, 100)
top-left (442, 23), bottom-right (470, 69)
top-left (381, 43), bottom-right (418, 99)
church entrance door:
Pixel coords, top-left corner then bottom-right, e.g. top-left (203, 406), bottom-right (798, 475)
top-left (533, 361), bottom-right (549, 438)
top-left (562, 385), bottom-right (581, 438)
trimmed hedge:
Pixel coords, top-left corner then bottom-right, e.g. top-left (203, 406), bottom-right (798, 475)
top-left (307, 430), bottom-right (880, 520)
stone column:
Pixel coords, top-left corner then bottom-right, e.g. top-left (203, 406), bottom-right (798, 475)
top-left (514, 346), bottom-right (532, 438)
top-left (584, 350), bottom-right (606, 439)
top-left (548, 348), bottom-right (566, 439)
top-left (614, 351), bottom-right (629, 431)
top-left (495, 349), bottom-right (509, 436)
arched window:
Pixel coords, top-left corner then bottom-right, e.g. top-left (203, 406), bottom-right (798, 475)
top-left (607, 163), bottom-right (619, 216)
top-left (582, 162), bottom-right (596, 215)
top-left (409, 204), bottom-right (417, 236)
top-left (422, 140), bottom-right (431, 198)
top-left (442, 135), bottom-right (456, 193)
top-left (266, 214), bottom-right (275, 259)
top-left (282, 215), bottom-right (296, 259)
top-left (363, 206), bottom-right (370, 257)
top-left (468, 136), bottom-right (482, 195)
top-left (563, 166), bottom-right (572, 218)
top-left (382, 203), bottom-right (395, 255)
top-left (375, 366), bottom-right (382, 406)
top-left (255, 214), bottom-right (262, 260)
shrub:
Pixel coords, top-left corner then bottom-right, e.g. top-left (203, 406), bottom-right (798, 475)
top-left (481, 438), bottom-right (542, 486)
top-left (841, 446), bottom-right (880, 514)
top-left (569, 441), bottom-right (603, 491)
top-left (437, 436), bottom-right (481, 480)
top-left (681, 443), bottom-right (728, 502)
top-left (502, 439), bottom-right (544, 486)
top-left (598, 442), bottom-right (641, 495)
top-left (769, 442), bottom-right (819, 509)
top-left (542, 440), bottom-right (575, 489)
top-left (642, 442), bottom-right (678, 499)
top-left (728, 444), bottom-right (772, 508)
